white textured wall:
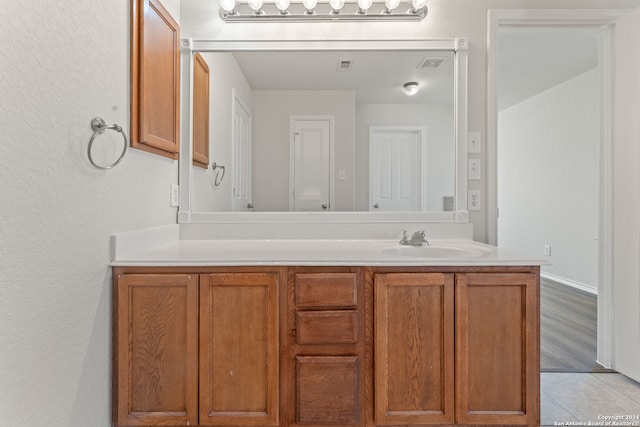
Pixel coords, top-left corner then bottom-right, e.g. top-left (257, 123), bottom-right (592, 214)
top-left (181, 0), bottom-right (640, 241)
top-left (252, 90), bottom-right (356, 212)
top-left (191, 52), bottom-right (252, 212)
top-left (0, 0), bottom-right (179, 426)
top-left (355, 103), bottom-right (454, 211)
top-left (498, 69), bottom-right (599, 290)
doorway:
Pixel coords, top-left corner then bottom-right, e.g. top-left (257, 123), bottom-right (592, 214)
top-left (289, 116), bottom-right (334, 212)
top-left (232, 91), bottom-right (252, 212)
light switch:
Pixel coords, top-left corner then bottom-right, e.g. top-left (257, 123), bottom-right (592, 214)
top-left (468, 159), bottom-right (481, 180)
top-left (468, 131), bottom-right (481, 154)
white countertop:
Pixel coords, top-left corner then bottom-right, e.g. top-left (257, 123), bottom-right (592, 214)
top-left (111, 237), bottom-right (545, 267)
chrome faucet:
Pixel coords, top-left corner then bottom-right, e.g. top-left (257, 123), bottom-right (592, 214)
top-left (399, 230), bottom-right (429, 246)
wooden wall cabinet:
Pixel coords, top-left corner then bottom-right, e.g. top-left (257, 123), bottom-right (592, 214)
top-left (113, 266), bottom-right (539, 427)
top-left (192, 53), bottom-right (210, 168)
top-left (131, 0), bottom-right (180, 159)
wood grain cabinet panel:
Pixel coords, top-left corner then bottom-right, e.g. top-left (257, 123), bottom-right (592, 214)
top-left (131, 0), bottom-right (180, 159)
top-left (199, 273), bottom-right (280, 426)
top-left (374, 273), bottom-right (455, 425)
top-left (113, 273), bottom-right (198, 426)
top-left (455, 273), bottom-right (539, 426)
top-left (296, 356), bottom-right (360, 425)
top-left (295, 272), bottom-right (358, 309)
top-left (296, 310), bottom-right (358, 345)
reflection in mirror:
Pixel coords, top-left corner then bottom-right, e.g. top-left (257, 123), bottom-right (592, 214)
top-left (189, 47), bottom-right (457, 213)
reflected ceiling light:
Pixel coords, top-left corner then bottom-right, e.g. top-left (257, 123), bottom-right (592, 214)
top-left (403, 82), bottom-right (419, 96)
top-left (219, 0), bottom-right (427, 22)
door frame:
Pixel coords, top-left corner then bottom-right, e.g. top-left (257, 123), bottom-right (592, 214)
top-left (369, 126), bottom-right (428, 211)
top-left (487, 9), bottom-right (625, 369)
top-left (289, 115), bottom-right (335, 212)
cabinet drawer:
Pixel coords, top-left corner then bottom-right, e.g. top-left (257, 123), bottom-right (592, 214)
top-left (296, 310), bottom-right (358, 344)
top-left (295, 273), bottom-right (358, 308)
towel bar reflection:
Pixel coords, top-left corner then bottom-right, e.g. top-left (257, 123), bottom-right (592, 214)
top-left (87, 117), bottom-right (128, 169)
top-left (211, 162), bottom-right (225, 186)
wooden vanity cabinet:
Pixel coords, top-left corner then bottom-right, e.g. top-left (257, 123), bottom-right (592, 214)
top-left (373, 269), bottom-right (540, 427)
top-left (113, 266), bottom-right (539, 427)
top-left (285, 268), bottom-right (366, 427)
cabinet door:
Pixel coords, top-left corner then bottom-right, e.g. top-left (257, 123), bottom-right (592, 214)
top-left (374, 273), bottom-right (454, 425)
top-left (455, 273), bottom-right (539, 425)
top-left (114, 274), bottom-right (198, 426)
top-left (199, 273), bottom-right (280, 426)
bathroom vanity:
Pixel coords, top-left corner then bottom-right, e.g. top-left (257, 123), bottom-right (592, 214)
top-left (111, 231), bottom-right (541, 427)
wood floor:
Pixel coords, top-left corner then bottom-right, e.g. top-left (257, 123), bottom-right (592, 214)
top-left (540, 278), bottom-right (604, 372)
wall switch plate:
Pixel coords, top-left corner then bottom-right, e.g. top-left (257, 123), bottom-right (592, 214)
top-left (468, 159), bottom-right (481, 180)
top-left (544, 245), bottom-right (551, 256)
top-left (170, 184), bottom-right (180, 207)
top-left (468, 190), bottom-right (481, 211)
top-left (468, 131), bottom-right (481, 154)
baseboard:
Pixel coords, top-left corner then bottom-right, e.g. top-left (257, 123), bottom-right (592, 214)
top-left (541, 272), bottom-right (598, 295)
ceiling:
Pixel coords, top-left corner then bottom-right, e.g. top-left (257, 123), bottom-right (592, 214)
top-left (232, 49), bottom-right (455, 105)
top-left (498, 29), bottom-right (599, 111)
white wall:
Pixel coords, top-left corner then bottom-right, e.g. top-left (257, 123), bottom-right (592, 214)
top-left (498, 68), bottom-right (599, 290)
top-left (191, 52), bottom-right (252, 212)
top-left (0, 1), bottom-right (179, 426)
top-left (355, 103), bottom-right (454, 211)
top-left (252, 90), bottom-right (355, 212)
top-left (181, 0), bottom-right (640, 241)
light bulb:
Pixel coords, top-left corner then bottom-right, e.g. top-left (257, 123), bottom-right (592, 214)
top-left (247, 0), bottom-right (263, 12)
top-left (275, 0), bottom-right (290, 12)
top-left (219, 0), bottom-right (236, 12)
top-left (357, 0), bottom-right (373, 12)
top-left (384, 0), bottom-right (400, 11)
top-left (329, 0), bottom-right (345, 12)
top-left (403, 82), bottom-right (419, 96)
top-left (302, 0), bottom-right (317, 12)
top-left (411, 0), bottom-right (427, 10)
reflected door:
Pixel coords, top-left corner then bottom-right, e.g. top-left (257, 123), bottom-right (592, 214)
top-left (369, 127), bottom-right (425, 211)
top-left (290, 118), bottom-right (331, 212)
top-left (232, 95), bottom-right (252, 212)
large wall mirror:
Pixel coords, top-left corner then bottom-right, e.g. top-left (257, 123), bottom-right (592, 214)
top-left (178, 39), bottom-right (468, 223)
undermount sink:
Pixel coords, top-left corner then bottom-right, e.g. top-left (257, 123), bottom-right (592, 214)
top-left (380, 242), bottom-right (492, 259)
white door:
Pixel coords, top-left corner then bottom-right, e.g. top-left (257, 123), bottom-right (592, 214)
top-left (232, 94), bottom-right (252, 212)
top-left (612, 7), bottom-right (640, 382)
top-left (290, 118), bottom-right (332, 212)
top-left (369, 127), bottom-right (425, 211)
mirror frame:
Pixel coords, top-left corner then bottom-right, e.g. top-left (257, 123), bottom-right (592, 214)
top-left (177, 38), bottom-right (469, 224)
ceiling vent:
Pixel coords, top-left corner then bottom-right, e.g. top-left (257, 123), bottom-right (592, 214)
top-left (336, 59), bottom-right (353, 72)
top-left (417, 57), bottom-right (447, 69)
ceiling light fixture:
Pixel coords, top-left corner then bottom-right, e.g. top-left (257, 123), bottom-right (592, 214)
top-left (219, 0), bottom-right (427, 22)
top-left (403, 82), bottom-right (419, 96)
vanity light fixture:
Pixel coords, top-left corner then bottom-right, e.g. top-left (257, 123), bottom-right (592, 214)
top-left (219, 0), bottom-right (427, 22)
top-left (403, 81), bottom-right (419, 96)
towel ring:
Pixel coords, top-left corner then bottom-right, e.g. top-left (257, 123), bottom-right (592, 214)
top-left (87, 117), bottom-right (128, 169)
top-left (211, 162), bottom-right (226, 186)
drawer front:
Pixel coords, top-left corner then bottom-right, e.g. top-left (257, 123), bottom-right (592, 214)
top-left (296, 310), bottom-right (358, 344)
top-left (295, 273), bottom-right (358, 309)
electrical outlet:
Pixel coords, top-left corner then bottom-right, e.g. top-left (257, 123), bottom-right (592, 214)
top-left (468, 159), bottom-right (481, 180)
top-left (544, 245), bottom-right (551, 256)
top-left (170, 184), bottom-right (180, 207)
top-left (468, 190), bottom-right (481, 211)
top-left (468, 131), bottom-right (481, 154)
